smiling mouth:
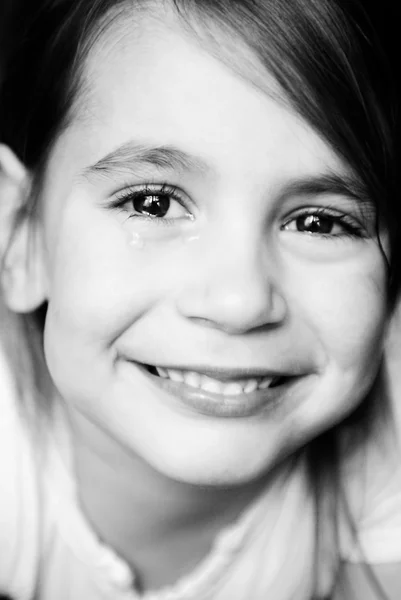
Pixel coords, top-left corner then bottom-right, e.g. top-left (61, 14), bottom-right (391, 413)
top-left (144, 364), bottom-right (291, 396)
top-left (124, 361), bottom-right (314, 419)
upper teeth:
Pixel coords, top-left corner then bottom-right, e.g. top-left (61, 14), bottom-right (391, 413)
top-left (155, 367), bottom-right (274, 396)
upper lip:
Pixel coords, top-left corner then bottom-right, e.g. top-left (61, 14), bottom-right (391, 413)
top-left (143, 363), bottom-right (307, 382)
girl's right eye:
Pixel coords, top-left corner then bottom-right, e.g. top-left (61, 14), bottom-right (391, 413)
top-left (109, 184), bottom-right (193, 224)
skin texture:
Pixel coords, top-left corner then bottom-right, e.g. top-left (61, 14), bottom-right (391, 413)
top-left (39, 13), bottom-right (387, 484)
top-left (1, 8), bottom-right (396, 593)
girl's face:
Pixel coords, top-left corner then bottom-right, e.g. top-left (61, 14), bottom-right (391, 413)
top-left (38, 13), bottom-right (387, 485)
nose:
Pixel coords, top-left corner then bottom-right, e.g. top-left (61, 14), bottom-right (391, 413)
top-left (175, 234), bottom-right (287, 335)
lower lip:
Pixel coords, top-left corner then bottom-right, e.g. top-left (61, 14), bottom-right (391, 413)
top-left (132, 363), bottom-right (313, 419)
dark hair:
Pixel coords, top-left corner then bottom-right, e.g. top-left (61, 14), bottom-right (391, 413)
top-left (0, 1), bottom-right (399, 597)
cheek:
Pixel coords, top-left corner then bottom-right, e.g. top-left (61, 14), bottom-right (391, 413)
top-left (42, 196), bottom-right (194, 384)
top-left (42, 198), bottom-right (177, 404)
top-left (287, 248), bottom-right (387, 366)
top-left (287, 253), bottom-right (387, 428)
top-left (45, 197), bottom-right (170, 335)
top-left (275, 255), bottom-right (387, 449)
top-left (316, 274), bottom-right (385, 369)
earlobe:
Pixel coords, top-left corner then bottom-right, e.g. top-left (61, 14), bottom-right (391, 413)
top-left (0, 144), bottom-right (48, 313)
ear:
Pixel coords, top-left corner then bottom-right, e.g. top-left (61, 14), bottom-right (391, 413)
top-left (0, 144), bottom-right (48, 313)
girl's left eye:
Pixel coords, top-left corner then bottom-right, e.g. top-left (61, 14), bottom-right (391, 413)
top-left (110, 184), bottom-right (192, 222)
top-left (282, 210), bottom-right (363, 238)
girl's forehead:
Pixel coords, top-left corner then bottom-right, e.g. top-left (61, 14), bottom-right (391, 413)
top-left (49, 3), bottom-right (349, 195)
top-left (77, 2), bottom-right (283, 123)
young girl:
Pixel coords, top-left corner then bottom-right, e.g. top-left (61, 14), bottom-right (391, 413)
top-left (0, 0), bottom-right (400, 598)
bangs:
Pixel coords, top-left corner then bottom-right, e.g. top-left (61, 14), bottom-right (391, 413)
top-left (170, 0), bottom-right (400, 297)
top-left (171, 0), bottom-right (390, 172)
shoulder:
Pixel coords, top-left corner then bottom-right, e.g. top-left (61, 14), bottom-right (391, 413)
top-left (332, 327), bottom-right (401, 596)
top-left (338, 392), bottom-right (401, 564)
top-left (335, 404), bottom-right (401, 596)
top-left (0, 341), bottom-right (40, 597)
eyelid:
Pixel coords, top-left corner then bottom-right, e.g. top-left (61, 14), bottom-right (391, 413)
top-left (282, 205), bottom-right (363, 225)
top-left (108, 182), bottom-right (193, 213)
top-left (281, 205), bottom-right (367, 237)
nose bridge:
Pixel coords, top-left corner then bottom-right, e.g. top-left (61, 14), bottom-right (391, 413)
top-left (176, 224), bottom-right (287, 333)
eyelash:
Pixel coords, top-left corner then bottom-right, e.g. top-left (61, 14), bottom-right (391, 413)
top-left (107, 185), bottom-right (366, 239)
top-left (282, 206), bottom-right (366, 239)
top-left (108, 183), bottom-right (192, 226)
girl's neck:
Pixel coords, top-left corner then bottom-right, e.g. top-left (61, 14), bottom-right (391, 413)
top-left (66, 408), bottom-right (289, 592)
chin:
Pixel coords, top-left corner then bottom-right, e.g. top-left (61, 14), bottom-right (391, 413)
top-left (142, 432), bottom-right (289, 488)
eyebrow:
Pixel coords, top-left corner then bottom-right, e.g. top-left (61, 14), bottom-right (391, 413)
top-left (280, 172), bottom-right (369, 204)
top-left (80, 140), bottom-right (369, 205)
top-left (80, 141), bottom-right (210, 180)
